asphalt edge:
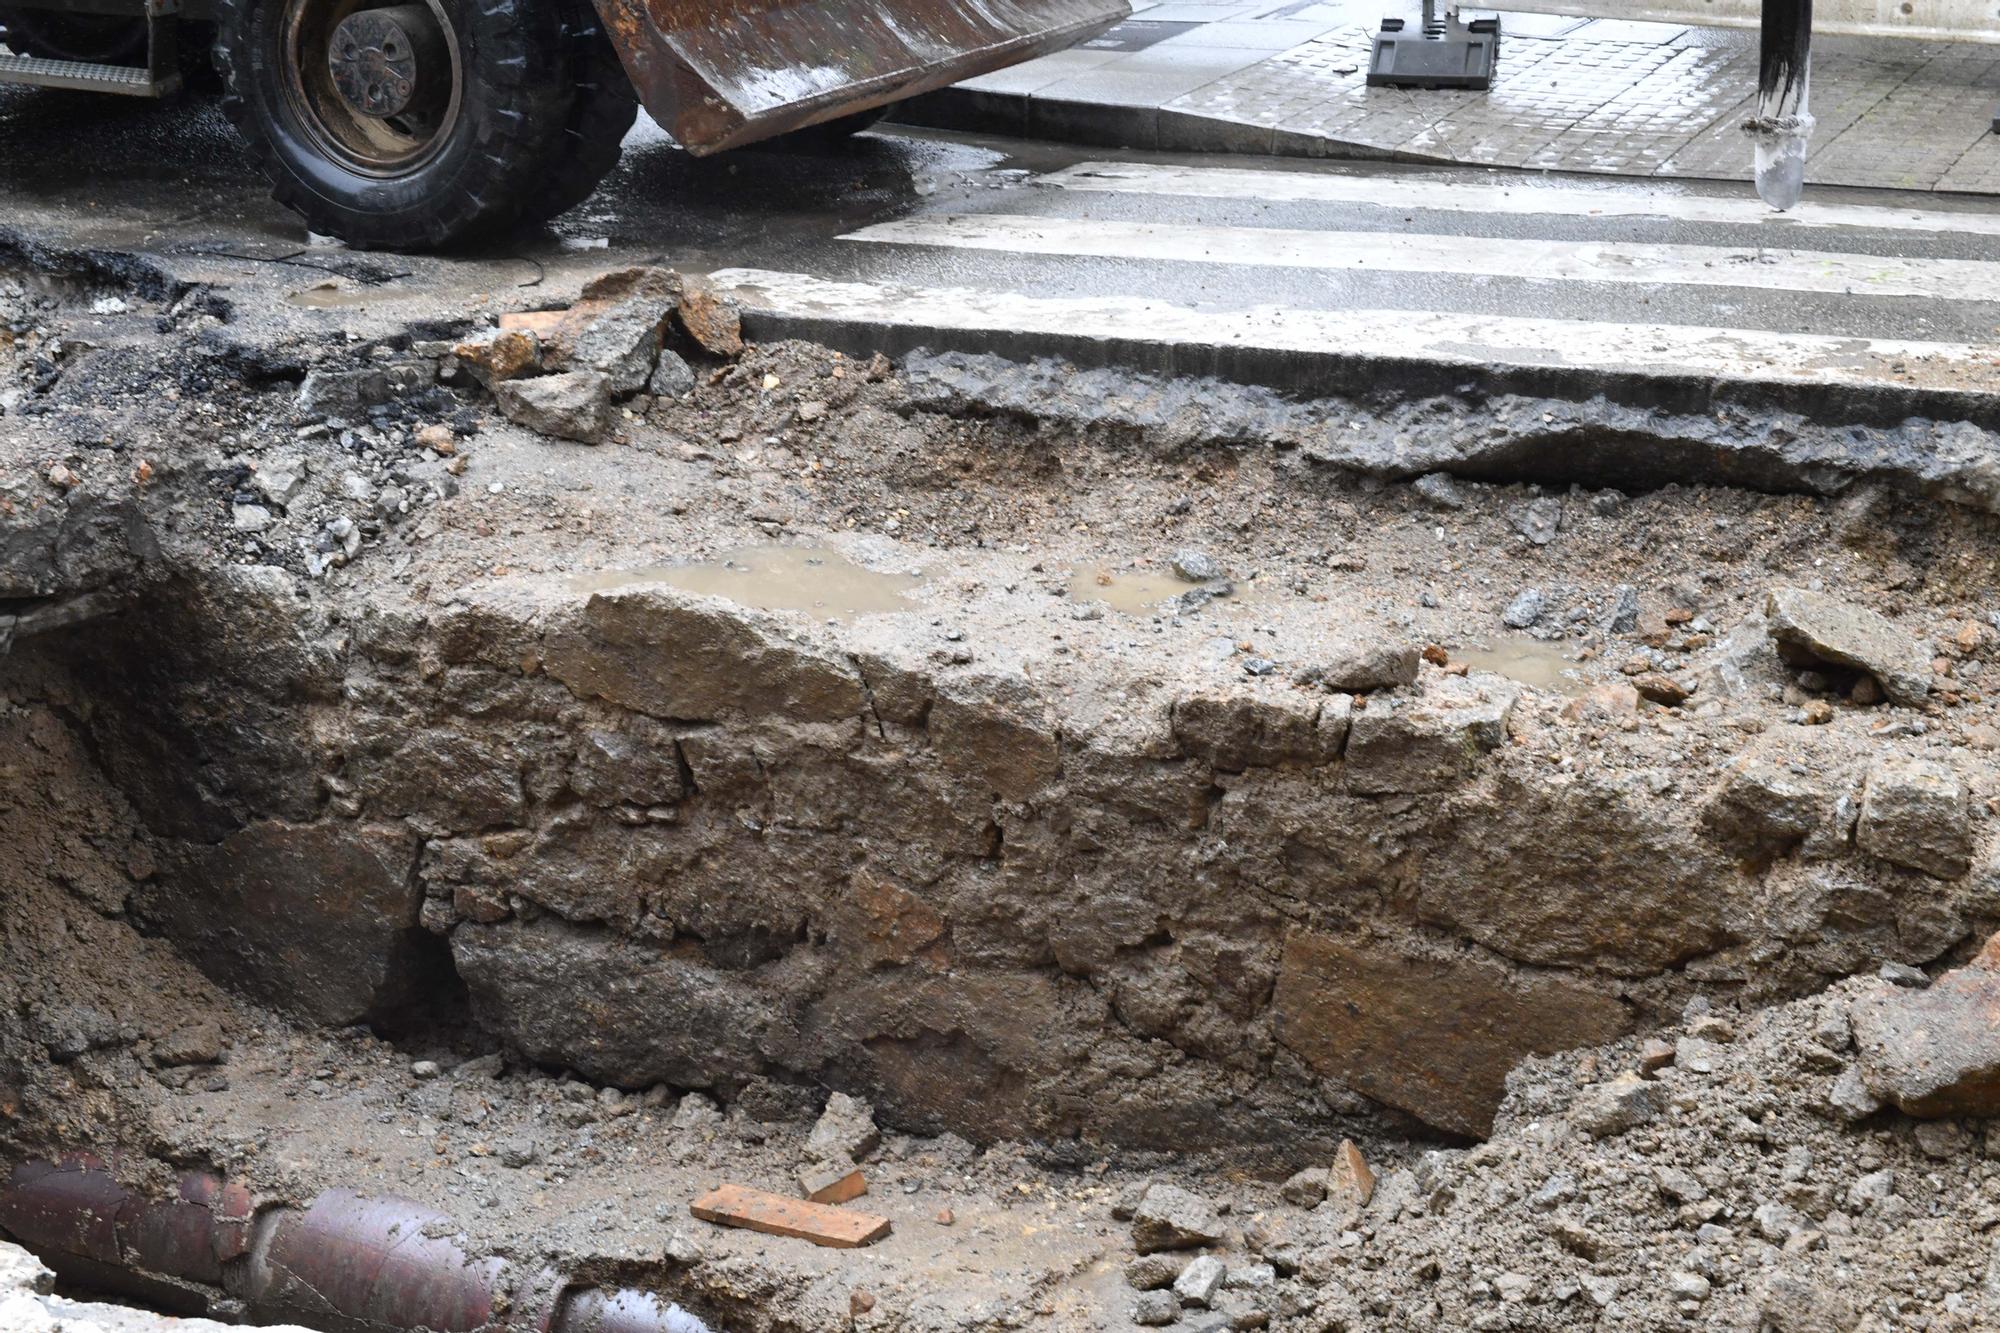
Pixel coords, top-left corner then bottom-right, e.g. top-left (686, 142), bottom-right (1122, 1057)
top-left (735, 300), bottom-right (2000, 514)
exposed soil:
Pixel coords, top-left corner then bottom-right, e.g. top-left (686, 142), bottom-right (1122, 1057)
top-left (5, 252), bottom-right (2000, 1333)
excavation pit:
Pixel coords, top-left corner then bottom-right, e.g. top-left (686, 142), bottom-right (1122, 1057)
top-left (5, 258), bottom-right (2000, 1331)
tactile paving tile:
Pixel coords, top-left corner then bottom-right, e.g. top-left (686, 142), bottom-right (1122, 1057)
top-left (1809, 50), bottom-right (2000, 191)
top-left (1161, 25), bottom-right (2000, 192)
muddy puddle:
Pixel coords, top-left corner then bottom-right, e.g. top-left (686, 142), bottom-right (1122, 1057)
top-left (568, 544), bottom-right (921, 620)
top-left (1459, 636), bottom-right (1591, 697)
top-left (1068, 564), bottom-right (1260, 615)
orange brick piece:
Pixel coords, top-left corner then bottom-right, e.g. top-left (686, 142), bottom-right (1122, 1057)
top-left (799, 1162), bottom-right (868, 1206)
top-left (691, 1184), bottom-right (890, 1248)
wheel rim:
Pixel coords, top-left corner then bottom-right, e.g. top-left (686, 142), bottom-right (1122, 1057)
top-left (281, 0), bottom-right (461, 177)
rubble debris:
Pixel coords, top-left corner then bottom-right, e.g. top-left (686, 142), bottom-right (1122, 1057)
top-left (650, 350), bottom-right (697, 399)
top-left (1170, 549), bottom-right (1225, 583)
top-left (1277, 1167), bottom-right (1326, 1208)
top-left (1130, 1184), bottom-right (1225, 1254)
top-left (492, 371), bottom-right (616, 444)
top-left (1172, 1254), bottom-right (1226, 1307)
top-left (1126, 1253), bottom-right (1182, 1290)
top-left (1510, 496), bottom-right (1562, 545)
top-left (1569, 1072), bottom-right (1664, 1138)
top-left (453, 328), bottom-right (542, 383)
top-left (805, 1091), bottom-right (880, 1163)
top-left (1853, 938), bottom-right (2000, 1117)
top-left (1501, 587), bottom-right (1545, 629)
top-left (798, 1159), bottom-right (866, 1205)
top-left (1411, 471), bottom-right (1465, 510)
top-left (676, 276), bottom-right (744, 358)
top-left (1327, 1139), bottom-right (1375, 1212)
top-left (1765, 586), bottom-right (1930, 706)
top-left (151, 1020), bottom-right (222, 1067)
top-left (689, 1184), bottom-right (890, 1248)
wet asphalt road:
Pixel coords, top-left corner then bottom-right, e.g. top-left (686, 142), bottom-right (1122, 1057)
top-left (2, 83), bottom-right (1998, 356)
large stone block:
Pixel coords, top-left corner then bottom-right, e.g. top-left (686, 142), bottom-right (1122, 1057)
top-left (1857, 759), bottom-right (1971, 880)
top-left (927, 679), bottom-right (1059, 803)
top-left (1272, 930), bottom-right (1630, 1137)
top-left (453, 917), bottom-right (785, 1090)
top-left (156, 821), bottom-right (425, 1025)
top-left (1172, 687), bottom-right (1345, 772)
top-left (1343, 678), bottom-right (1515, 795)
top-left (1420, 772), bottom-right (1738, 973)
top-left (543, 588), bottom-right (865, 725)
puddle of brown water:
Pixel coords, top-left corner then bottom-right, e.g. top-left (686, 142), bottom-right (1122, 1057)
top-left (568, 545), bottom-right (920, 620)
top-left (1459, 637), bottom-right (1590, 697)
top-left (1069, 565), bottom-right (1212, 614)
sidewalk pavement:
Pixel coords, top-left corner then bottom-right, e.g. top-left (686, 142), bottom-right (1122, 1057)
top-left (894, 0), bottom-right (2000, 195)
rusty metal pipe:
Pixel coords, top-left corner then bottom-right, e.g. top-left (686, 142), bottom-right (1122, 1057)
top-left (0, 1157), bottom-right (712, 1333)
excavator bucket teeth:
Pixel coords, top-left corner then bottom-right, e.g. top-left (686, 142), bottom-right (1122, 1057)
top-left (590, 0), bottom-right (1129, 153)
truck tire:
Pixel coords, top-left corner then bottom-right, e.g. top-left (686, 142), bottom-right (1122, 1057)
top-left (213, 0), bottom-right (581, 248)
top-left (518, 0), bottom-right (635, 224)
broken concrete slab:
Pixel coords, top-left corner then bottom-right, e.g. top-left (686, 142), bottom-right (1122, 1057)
top-left (1766, 587), bottom-right (1930, 707)
top-left (1853, 939), bottom-right (2000, 1117)
top-left (498, 267), bottom-right (676, 396)
top-left (1272, 931), bottom-right (1631, 1138)
top-left (1857, 759), bottom-right (1971, 880)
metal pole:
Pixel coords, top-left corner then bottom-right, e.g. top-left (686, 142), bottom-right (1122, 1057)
top-left (1747, 0), bottom-right (1814, 210)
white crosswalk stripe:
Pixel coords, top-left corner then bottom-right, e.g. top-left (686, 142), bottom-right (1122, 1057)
top-left (789, 154), bottom-right (2000, 400)
top-left (1033, 162), bottom-right (2000, 239)
top-left (713, 267), bottom-right (1998, 392)
top-left (841, 213), bottom-right (2000, 302)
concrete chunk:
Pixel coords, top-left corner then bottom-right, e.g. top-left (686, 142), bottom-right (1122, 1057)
top-left (1130, 1184), bottom-right (1225, 1254)
top-left (798, 1159), bottom-right (867, 1205)
top-left (492, 371), bottom-right (616, 444)
top-left (1765, 587), bottom-right (1929, 706)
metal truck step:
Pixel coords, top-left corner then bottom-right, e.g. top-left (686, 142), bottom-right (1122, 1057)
top-left (0, 50), bottom-right (176, 95)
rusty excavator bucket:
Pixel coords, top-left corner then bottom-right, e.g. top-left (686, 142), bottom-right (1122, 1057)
top-left (591, 0), bottom-right (1130, 154)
